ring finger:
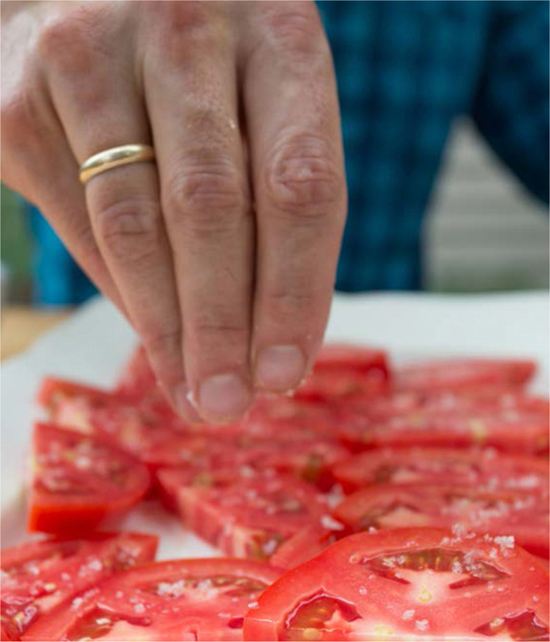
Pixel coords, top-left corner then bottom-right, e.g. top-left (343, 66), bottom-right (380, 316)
top-left (43, 35), bottom-right (198, 420)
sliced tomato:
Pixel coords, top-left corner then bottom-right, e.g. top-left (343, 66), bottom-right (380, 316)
top-left (333, 447), bottom-right (550, 495)
top-left (338, 406), bottom-right (549, 456)
top-left (243, 527), bottom-right (549, 641)
top-left (1, 532), bottom-right (157, 640)
top-left (115, 346), bottom-right (156, 398)
top-left (38, 378), bottom-right (342, 470)
top-left (24, 558), bottom-right (280, 641)
top-left (294, 345), bottom-right (390, 403)
top-left (157, 468), bottom-right (329, 560)
top-left (270, 521), bottom-right (348, 570)
top-left (395, 358), bottom-right (536, 393)
top-left (348, 387), bottom-right (549, 423)
top-left (28, 423), bottom-right (151, 534)
top-left (334, 484), bottom-right (549, 559)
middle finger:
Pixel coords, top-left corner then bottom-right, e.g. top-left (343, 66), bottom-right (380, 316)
top-left (144, 2), bottom-right (254, 423)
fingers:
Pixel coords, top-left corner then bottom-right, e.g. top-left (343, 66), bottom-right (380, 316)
top-left (0, 61), bottom-right (125, 313)
top-left (242, 2), bottom-right (347, 392)
top-left (39, 7), bottom-right (197, 420)
top-left (143, 2), bottom-right (254, 422)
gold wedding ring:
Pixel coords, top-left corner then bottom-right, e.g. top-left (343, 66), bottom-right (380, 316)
top-left (79, 144), bottom-right (156, 185)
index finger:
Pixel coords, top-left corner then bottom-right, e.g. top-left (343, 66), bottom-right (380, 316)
top-left (243, 2), bottom-right (347, 392)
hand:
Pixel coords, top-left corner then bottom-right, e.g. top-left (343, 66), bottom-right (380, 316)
top-left (1, 1), bottom-right (347, 423)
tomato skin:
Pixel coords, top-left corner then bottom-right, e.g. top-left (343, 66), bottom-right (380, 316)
top-left (334, 484), bottom-right (550, 559)
top-left (243, 528), bottom-right (549, 642)
top-left (294, 345), bottom-right (390, 404)
top-left (332, 447), bottom-right (550, 495)
top-left (115, 346), bottom-right (156, 397)
top-left (23, 558), bottom-right (280, 642)
top-left (1, 532), bottom-right (157, 640)
top-left (28, 423), bottom-right (151, 535)
top-left (395, 358), bottom-right (536, 393)
top-left (270, 523), bottom-right (347, 570)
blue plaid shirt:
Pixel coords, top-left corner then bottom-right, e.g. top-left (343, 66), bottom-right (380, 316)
top-left (29, 0), bottom-right (549, 304)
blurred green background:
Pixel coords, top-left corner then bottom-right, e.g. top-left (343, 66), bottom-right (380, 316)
top-left (1, 184), bottom-right (32, 303)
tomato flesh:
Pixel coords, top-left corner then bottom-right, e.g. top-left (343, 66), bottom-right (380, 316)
top-left (28, 423), bottom-right (151, 534)
top-left (395, 359), bottom-right (536, 392)
top-left (157, 468), bottom-right (329, 560)
top-left (334, 484), bottom-right (550, 559)
top-left (338, 406), bottom-right (549, 456)
top-left (1, 533), bottom-right (157, 640)
top-left (243, 528), bottom-right (549, 641)
top-left (24, 559), bottom-right (280, 641)
top-left (333, 447), bottom-right (549, 495)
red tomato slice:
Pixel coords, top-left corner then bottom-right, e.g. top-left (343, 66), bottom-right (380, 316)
top-left (334, 484), bottom-right (550, 559)
top-left (115, 346), bottom-right (156, 398)
top-left (157, 468), bottom-right (329, 560)
top-left (333, 447), bottom-right (550, 495)
top-left (348, 387), bottom-right (549, 423)
top-left (338, 406), bottom-right (549, 456)
top-left (29, 423), bottom-right (151, 534)
top-left (270, 522), bottom-right (347, 570)
top-left (243, 527), bottom-right (549, 641)
top-left (38, 379), bottom-right (342, 468)
top-left (1, 532), bottom-right (157, 640)
top-left (23, 558), bottom-right (280, 641)
top-left (395, 358), bottom-right (536, 393)
top-left (295, 345), bottom-right (390, 403)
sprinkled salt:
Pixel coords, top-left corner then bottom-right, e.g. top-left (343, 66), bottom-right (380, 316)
top-left (133, 603), bottom-right (145, 614)
top-left (321, 515), bottom-right (345, 531)
top-left (493, 535), bottom-right (514, 552)
top-left (402, 609), bottom-right (415, 621)
top-left (71, 597), bottom-right (83, 610)
top-left (87, 559), bottom-right (102, 572)
top-left (415, 619), bottom-right (429, 632)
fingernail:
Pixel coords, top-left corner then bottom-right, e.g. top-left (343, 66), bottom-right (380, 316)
top-left (199, 373), bottom-right (252, 422)
top-left (173, 383), bottom-right (202, 423)
top-left (255, 345), bottom-right (305, 392)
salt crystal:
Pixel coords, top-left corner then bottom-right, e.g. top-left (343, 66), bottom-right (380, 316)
top-left (415, 619), bottom-right (429, 632)
top-left (321, 515), bottom-right (345, 531)
top-left (402, 609), bottom-right (415, 621)
top-left (133, 603), bottom-right (145, 614)
top-left (71, 597), bottom-right (83, 610)
top-left (87, 559), bottom-right (102, 572)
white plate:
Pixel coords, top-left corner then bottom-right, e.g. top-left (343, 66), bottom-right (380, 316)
top-left (2, 291), bottom-right (548, 558)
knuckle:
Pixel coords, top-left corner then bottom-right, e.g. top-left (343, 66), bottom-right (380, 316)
top-left (190, 313), bottom-right (249, 346)
top-left (265, 133), bottom-right (344, 218)
top-left (142, 326), bottom-right (182, 357)
top-left (263, 2), bottom-right (327, 59)
top-left (267, 288), bottom-right (315, 312)
top-left (146, 1), bottom-right (222, 64)
top-left (38, 6), bottom-right (109, 75)
top-left (94, 199), bottom-right (162, 263)
top-left (164, 164), bottom-right (247, 232)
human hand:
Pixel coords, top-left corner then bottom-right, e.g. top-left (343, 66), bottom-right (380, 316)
top-left (1, 1), bottom-right (346, 422)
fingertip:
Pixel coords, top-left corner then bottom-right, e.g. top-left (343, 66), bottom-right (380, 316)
top-left (197, 373), bottom-right (253, 423)
top-left (254, 344), bottom-right (306, 392)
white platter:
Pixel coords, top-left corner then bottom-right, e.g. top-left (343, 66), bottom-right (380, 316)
top-left (2, 292), bottom-right (548, 558)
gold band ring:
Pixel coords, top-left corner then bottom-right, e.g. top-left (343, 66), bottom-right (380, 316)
top-left (79, 144), bottom-right (155, 185)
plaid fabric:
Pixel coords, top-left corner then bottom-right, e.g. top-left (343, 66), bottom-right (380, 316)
top-left (29, 0), bottom-right (549, 303)
top-left (319, 0), bottom-right (549, 291)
